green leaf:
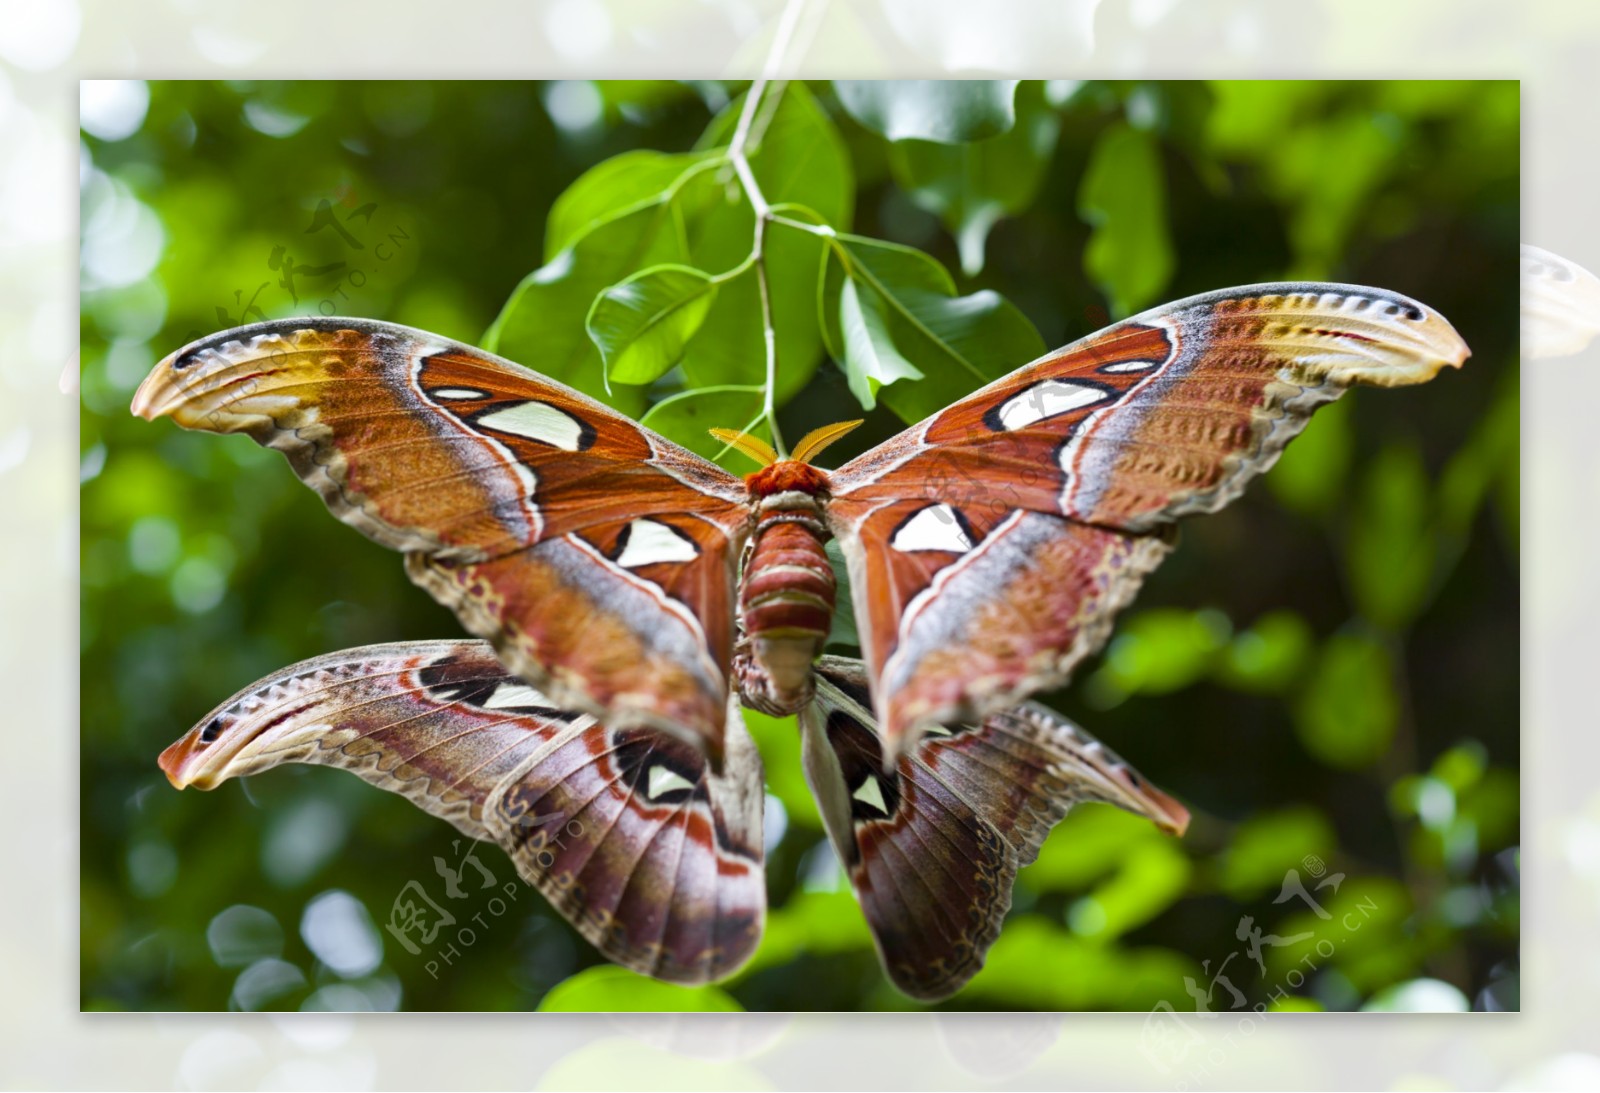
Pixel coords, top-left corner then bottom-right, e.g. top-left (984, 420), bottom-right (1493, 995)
top-left (1206, 80), bottom-right (1330, 157)
top-left (823, 539), bottom-right (859, 650)
top-left (683, 84), bottom-right (854, 403)
top-left (1128, 81), bottom-right (1224, 192)
top-left (544, 148), bottom-right (721, 261)
top-left (1077, 121), bottom-right (1174, 318)
top-left (738, 888), bottom-right (873, 977)
top-left (638, 384), bottom-right (766, 469)
top-left (587, 264), bottom-right (718, 385)
top-left (1269, 996), bottom-right (1327, 1013)
top-left (591, 80), bottom-right (701, 124)
top-left (1217, 806), bottom-right (1338, 900)
top-left (1293, 630), bottom-right (1399, 769)
top-left (962, 915), bottom-right (1197, 1010)
top-left (1265, 876), bottom-right (1418, 992)
top-left (837, 278), bottom-right (922, 409)
top-left (1387, 773), bottom-right (1440, 825)
top-left (1089, 608), bottom-right (1232, 701)
top-left (1266, 395), bottom-right (1353, 519)
top-left (738, 709), bottom-right (820, 830)
top-left (1430, 740), bottom-right (1488, 793)
top-left (888, 80), bottom-right (1060, 274)
top-left (822, 233), bottom-right (1044, 423)
top-left (833, 80), bottom-right (1019, 143)
top-left (1068, 839), bottom-right (1190, 941)
top-left (537, 965), bottom-right (742, 1012)
top-left (1345, 442), bottom-right (1435, 630)
top-left (1439, 367), bottom-right (1518, 541)
top-left (483, 203), bottom-right (690, 415)
top-left (1025, 806), bottom-right (1165, 892)
top-left (1456, 766), bottom-right (1518, 854)
top-left (1272, 114), bottom-right (1402, 279)
top-left (487, 137), bottom-right (722, 415)
top-left (685, 235), bottom-right (833, 406)
top-left (1216, 610), bottom-right (1313, 694)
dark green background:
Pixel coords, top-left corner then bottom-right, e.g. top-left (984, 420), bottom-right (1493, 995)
top-left (80, 80), bottom-right (1518, 1012)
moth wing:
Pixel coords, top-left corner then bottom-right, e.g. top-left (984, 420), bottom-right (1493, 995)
top-left (826, 283), bottom-right (1468, 753)
top-left (800, 657), bottom-right (1186, 1001)
top-left (135, 320), bottom-right (751, 757)
top-left (162, 640), bottom-right (766, 984)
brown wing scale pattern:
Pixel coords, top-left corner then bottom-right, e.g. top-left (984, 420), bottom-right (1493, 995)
top-left (826, 283), bottom-right (1469, 753)
top-left (133, 319), bottom-right (752, 755)
top-left (159, 641), bottom-right (766, 985)
top-left (143, 281), bottom-right (1469, 998)
top-left (801, 658), bottom-right (1187, 1000)
top-left (491, 707), bottom-right (766, 983)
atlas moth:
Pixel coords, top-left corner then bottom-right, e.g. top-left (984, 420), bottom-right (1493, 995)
top-left (138, 282), bottom-right (1467, 998)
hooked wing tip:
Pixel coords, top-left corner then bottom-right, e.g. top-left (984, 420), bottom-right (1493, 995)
top-left (130, 356), bottom-right (178, 420)
top-left (1139, 780), bottom-right (1191, 838)
top-left (157, 733), bottom-right (196, 790)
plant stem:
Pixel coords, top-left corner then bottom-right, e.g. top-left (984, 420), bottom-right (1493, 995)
top-left (725, 0), bottom-right (808, 458)
top-left (752, 212), bottom-right (786, 456)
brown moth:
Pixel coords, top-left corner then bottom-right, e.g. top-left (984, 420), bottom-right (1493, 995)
top-left (159, 641), bottom-right (1186, 998)
top-left (138, 281), bottom-right (1467, 997)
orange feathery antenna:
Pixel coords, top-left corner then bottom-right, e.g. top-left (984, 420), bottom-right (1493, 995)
top-left (710, 420), bottom-right (863, 469)
top-left (708, 428), bottom-right (779, 468)
top-left (791, 420), bottom-right (864, 464)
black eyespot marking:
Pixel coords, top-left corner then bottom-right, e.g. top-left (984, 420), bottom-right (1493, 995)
top-left (608, 517), bottom-right (701, 566)
top-left (887, 501), bottom-right (978, 554)
top-left (200, 718), bottom-right (224, 744)
top-left (417, 654), bottom-right (584, 719)
top-left (418, 655), bottom-right (503, 707)
top-left (825, 711), bottom-right (904, 824)
top-left (612, 729), bottom-right (708, 807)
top-left (461, 397), bottom-right (599, 452)
top-left (980, 377), bottom-right (1117, 434)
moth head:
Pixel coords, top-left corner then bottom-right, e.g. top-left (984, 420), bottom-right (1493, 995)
top-left (711, 420), bottom-right (864, 498)
top-left (1091, 758), bottom-right (1190, 837)
top-left (1059, 724), bottom-right (1191, 837)
top-left (159, 712), bottom-right (245, 790)
top-left (158, 696), bottom-right (322, 791)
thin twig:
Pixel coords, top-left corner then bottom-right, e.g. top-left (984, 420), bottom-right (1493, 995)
top-left (752, 211), bottom-right (786, 456)
top-left (724, 0), bottom-right (809, 457)
top-left (748, 77), bottom-right (790, 155)
top-left (730, 0), bottom-right (808, 168)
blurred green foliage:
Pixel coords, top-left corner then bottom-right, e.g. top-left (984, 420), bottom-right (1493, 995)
top-left (80, 79), bottom-right (1518, 1014)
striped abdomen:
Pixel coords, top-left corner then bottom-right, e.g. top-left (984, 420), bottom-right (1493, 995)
top-left (738, 476), bottom-right (836, 713)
